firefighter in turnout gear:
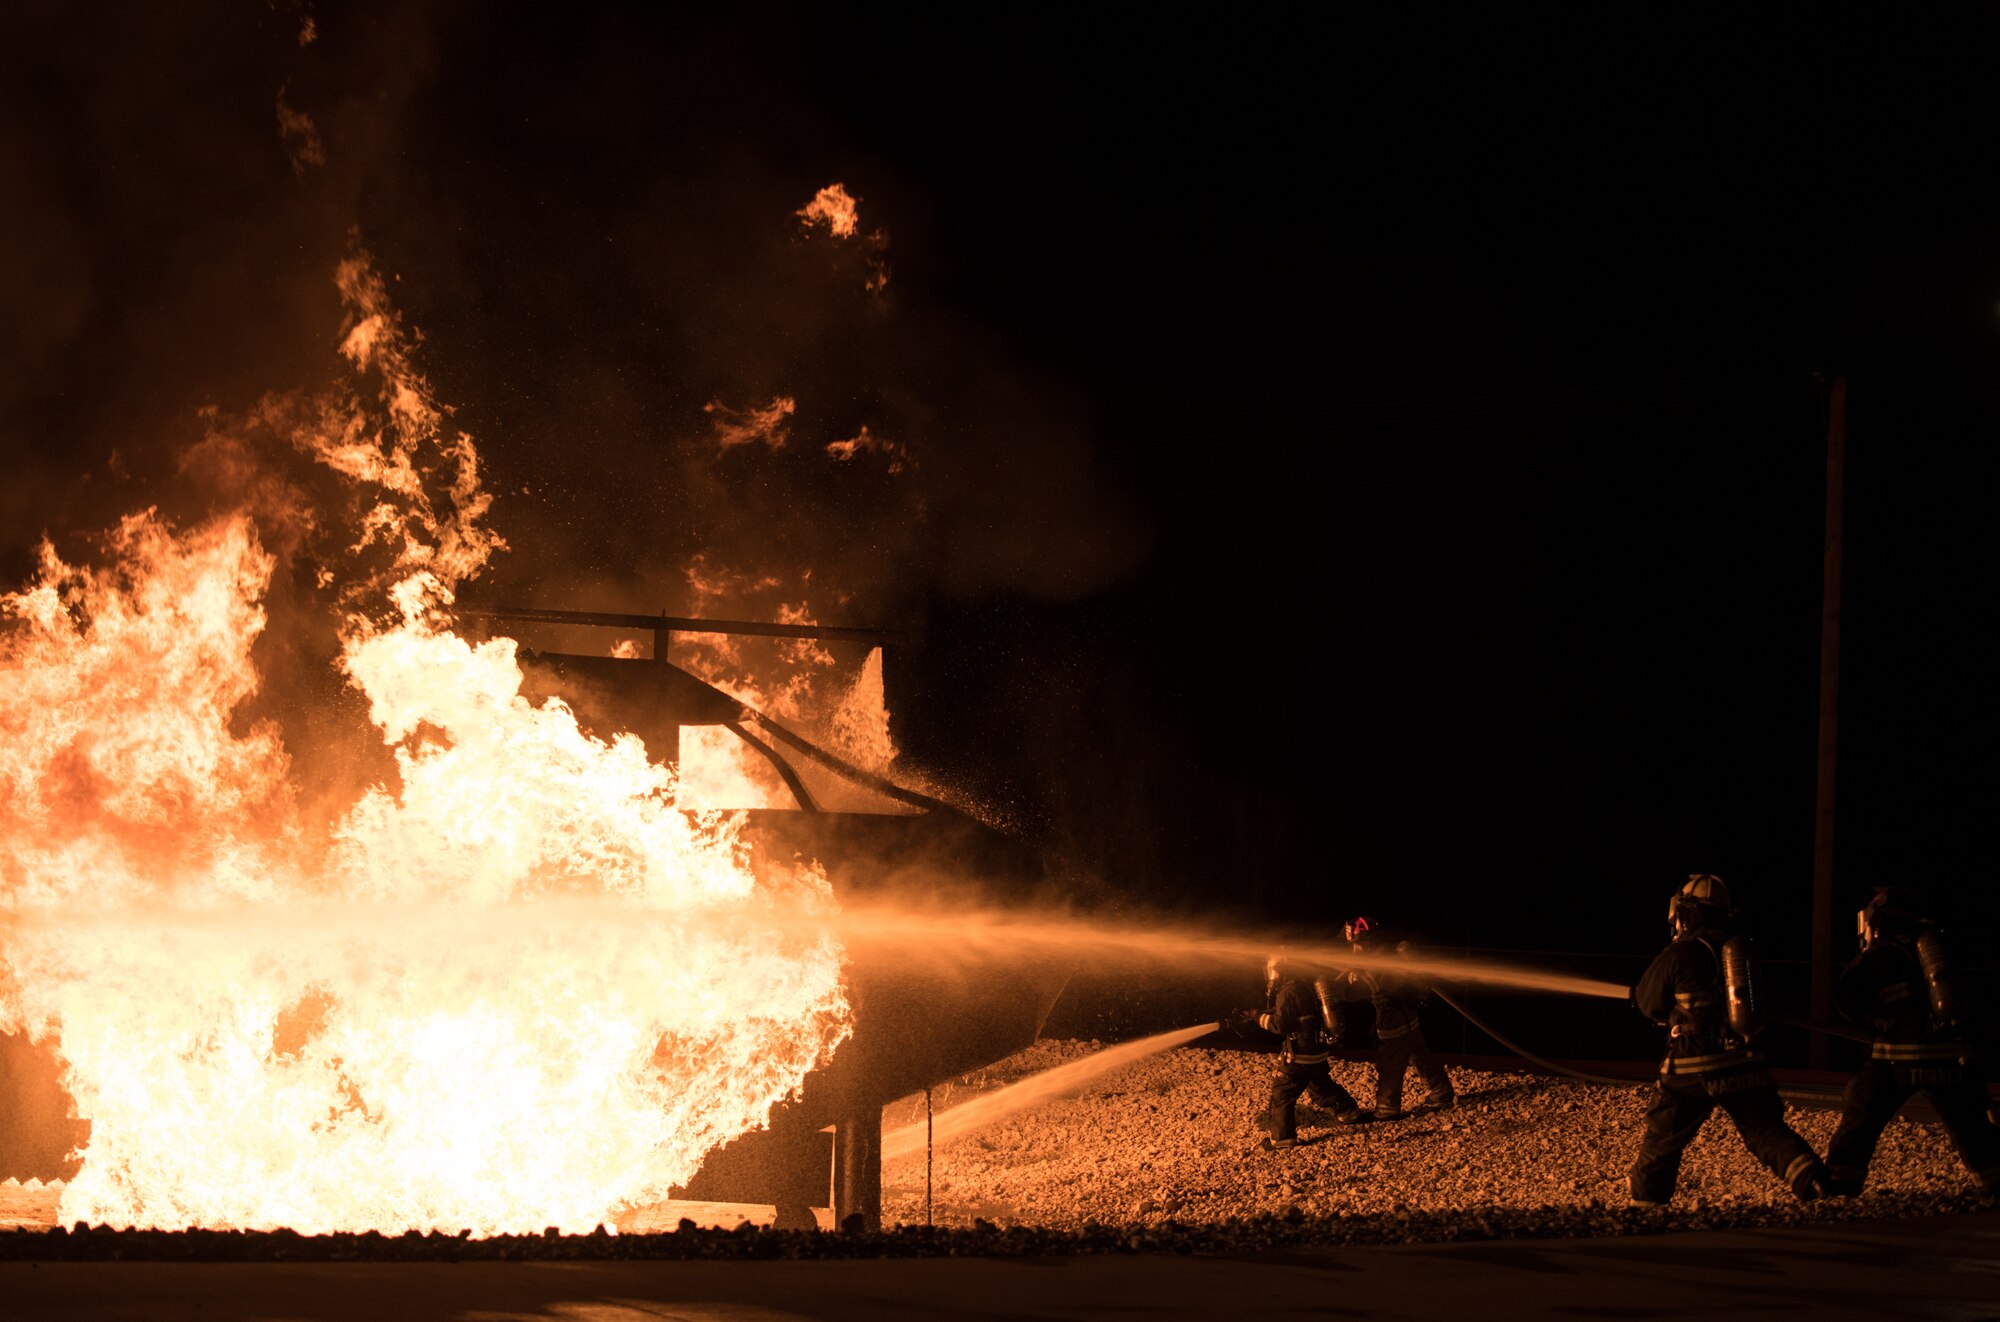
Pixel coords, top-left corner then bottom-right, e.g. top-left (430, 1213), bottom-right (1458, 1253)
top-left (1253, 952), bottom-right (1363, 1148)
top-left (1343, 917), bottom-right (1454, 1120)
top-left (1628, 874), bottom-right (1830, 1205)
top-left (1824, 887), bottom-right (2000, 1196)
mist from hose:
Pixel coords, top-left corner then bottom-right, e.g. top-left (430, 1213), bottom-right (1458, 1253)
top-left (862, 901), bottom-right (1628, 1160)
top-left (881, 1023), bottom-right (1214, 1162)
top-left (822, 903), bottom-right (1630, 1001)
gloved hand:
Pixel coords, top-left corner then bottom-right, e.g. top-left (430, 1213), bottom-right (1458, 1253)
top-left (1217, 1008), bottom-right (1259, 1033)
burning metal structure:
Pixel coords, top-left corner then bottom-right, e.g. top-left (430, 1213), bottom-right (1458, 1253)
top-left (471, 603), bottom-right (1062, 1229)
top-left (0, 591), bottom-right (1061, 1236)
top-left (0, 252), bottom-right (1053, 1238)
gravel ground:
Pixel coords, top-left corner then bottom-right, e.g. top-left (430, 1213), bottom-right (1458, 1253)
top-left (880, 1039), bottom-right (1989, 1233)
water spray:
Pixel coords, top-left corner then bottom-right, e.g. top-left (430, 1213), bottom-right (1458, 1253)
top-left (17, 895), bottom-right (1631, 1003)
top-left (882, 1023), bottom-right (1214, 1162)
top-left (823, 903), bottom-right (1632, 1001)
top-left (862, 902), bottom-right (1633, 1162)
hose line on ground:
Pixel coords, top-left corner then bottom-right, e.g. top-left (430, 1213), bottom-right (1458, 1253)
top-left (1427, 991), bottom-right (1874, 1093)
top-left (1428, 987), bottom-right (1649, 1088)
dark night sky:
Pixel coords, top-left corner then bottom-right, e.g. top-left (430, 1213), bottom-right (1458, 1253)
top-left (3, 5), bottom-right (1998, 972)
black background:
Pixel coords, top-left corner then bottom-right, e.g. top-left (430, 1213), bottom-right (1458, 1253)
top-left (4, 5), bottom-right (1998, 984)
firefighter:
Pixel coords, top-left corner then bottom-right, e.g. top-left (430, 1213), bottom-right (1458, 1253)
top-left (1343, 916), bottom-right (1454, 1120)
top-left (1628, 873), bottom-right (1830, 1205)
top-left (1824, 887), bottom-right (2000, 1196)
top-left (1252, 952), bottom-right (1364, 1149)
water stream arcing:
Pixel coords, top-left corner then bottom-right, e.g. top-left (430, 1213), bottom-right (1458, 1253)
top-left (881, 1023), bottom-right (1215, 1162)
top-left (861, 902), bottom-right (1632, 1162)
top-left (823, 903), bottom-right (1631, 1001)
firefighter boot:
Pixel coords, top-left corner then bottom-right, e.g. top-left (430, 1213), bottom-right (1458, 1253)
top-left (1790, 1161), bottom-right (1832, 1203)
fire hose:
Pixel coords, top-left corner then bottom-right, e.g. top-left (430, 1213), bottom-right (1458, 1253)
top-left (1428, 988), bottom-right (1876, 1090)
top-left (1427, 987), bottom-right (1647, 1087)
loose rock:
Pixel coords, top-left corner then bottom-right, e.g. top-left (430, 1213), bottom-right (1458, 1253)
top-left (879, 1040), bottom-right (1991, 1243)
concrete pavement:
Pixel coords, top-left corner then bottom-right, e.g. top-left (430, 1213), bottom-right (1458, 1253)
top-left (5, 1209), bottom-right (1999, 1320)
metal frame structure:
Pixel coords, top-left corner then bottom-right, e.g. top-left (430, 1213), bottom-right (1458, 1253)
top-left (457, 605), bottom-right (940, 818)
top-left (454, 603), bottom-right (969, 1228)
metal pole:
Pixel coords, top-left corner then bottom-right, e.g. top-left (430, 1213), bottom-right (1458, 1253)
top-left (1809, 375), bottom-right (1847, 1070)
top-left (833, 1104), bottom-right (882, 1231)
top-left (652, 623), bottom-right (678, 768)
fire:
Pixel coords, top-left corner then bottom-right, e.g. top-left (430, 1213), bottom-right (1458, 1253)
top-left (670, 564), bottom-right (900, 807)
top-left (703, 396), bottom-right (795, 451)
top-left (795, 183), bottom-right (890, 291)
top-left (796, 183), bottom-right (860, 239)
top-left (0, 252), bottom-right (852, 1234)
top-left (674, 643), bottom-right (897, 810)
top-left (0, 514), bottom-right (293, 912)
top-left (825, 425), bottom-right (910, 474)
top-left (677, 726), bottom-right (786, 809)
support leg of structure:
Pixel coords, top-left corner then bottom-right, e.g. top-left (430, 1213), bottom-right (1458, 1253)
top-left (833, 1104), bottom-right (882, 1232)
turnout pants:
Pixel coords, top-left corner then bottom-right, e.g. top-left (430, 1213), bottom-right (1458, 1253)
top-left (1826, 1061), bottom-right (2000, 1194)
top-left (1266, 1061), bottom-right (1358, 1140)
top-left (1374, 1027), bottom-right (1453, 1115)
top-left (1629, 1064), bottom-right (1820, 1204)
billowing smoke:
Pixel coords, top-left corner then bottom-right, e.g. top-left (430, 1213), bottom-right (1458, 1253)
top-left (0, 5), bottom-right (1147, 797)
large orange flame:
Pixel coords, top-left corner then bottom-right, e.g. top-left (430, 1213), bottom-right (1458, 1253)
top-left (0, 253), bottom-right (851, 1234)
top-left (671, 557), bottom-right (900, 808)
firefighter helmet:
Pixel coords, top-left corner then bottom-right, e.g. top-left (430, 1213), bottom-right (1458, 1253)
top-left (1265, 951), bottom-right (1290, 999)
top-left (1668, 873), bottom-right (1734, 935)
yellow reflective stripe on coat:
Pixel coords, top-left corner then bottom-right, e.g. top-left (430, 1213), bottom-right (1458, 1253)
top-left (1661, 1049), bottom-right (1754, 1074)
top-left (1870, 1042), bottom-right (1967, 1062)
